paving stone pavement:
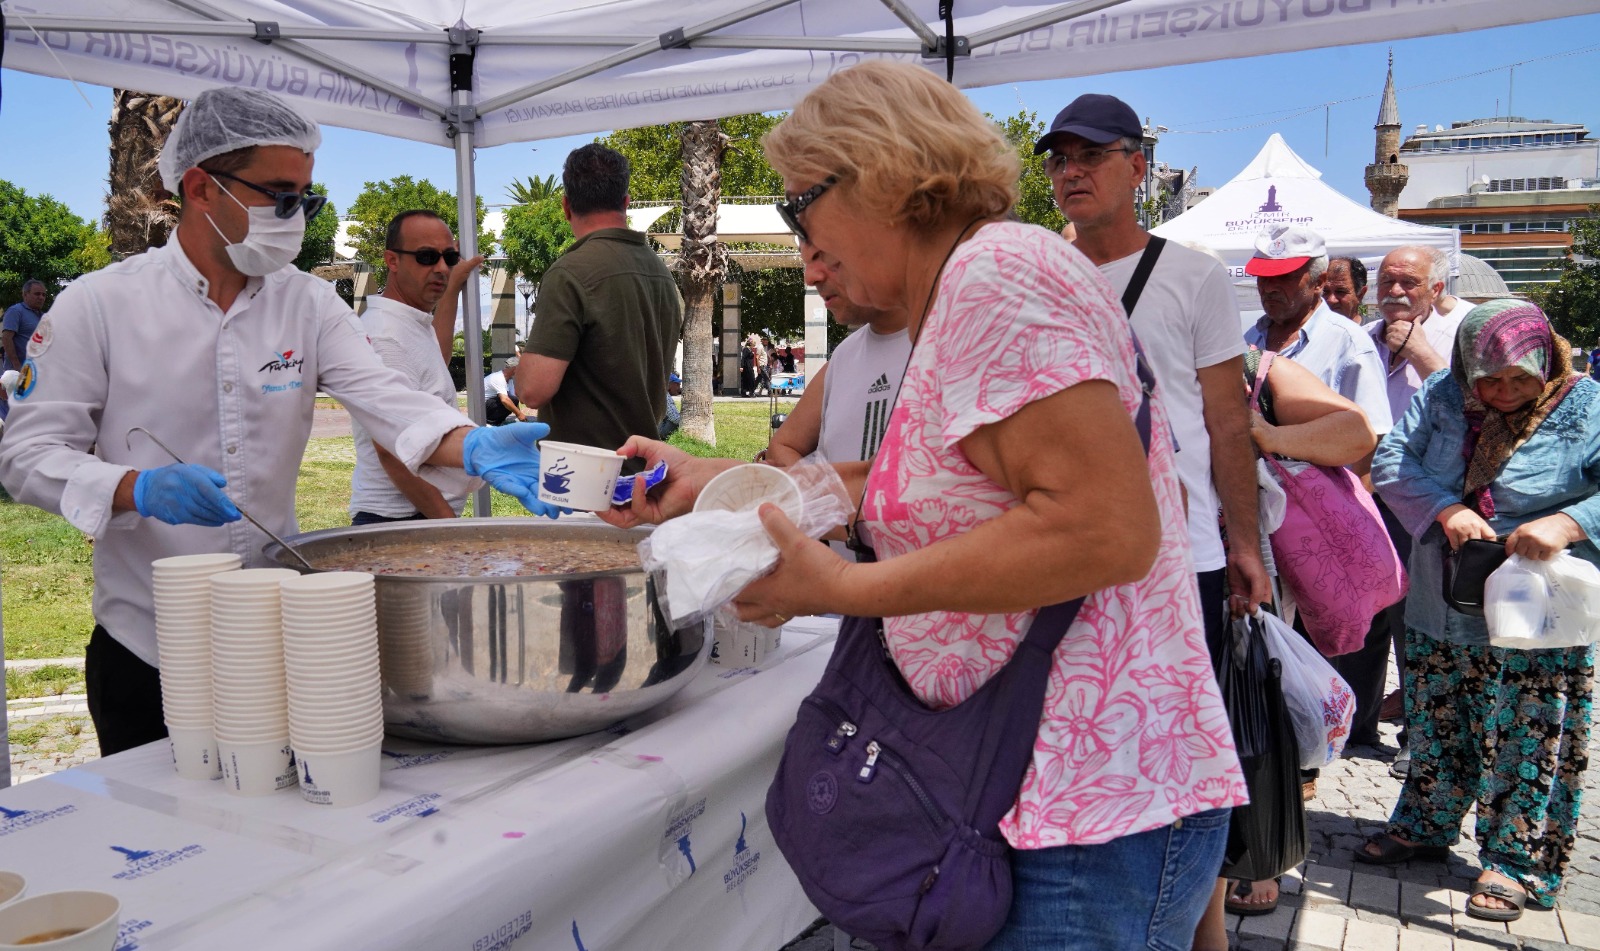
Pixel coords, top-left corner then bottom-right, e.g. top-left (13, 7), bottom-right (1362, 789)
top-left (11, 663), bottom-right (1600, 949)
top-left (781, 719), bottom-right (1600, 951)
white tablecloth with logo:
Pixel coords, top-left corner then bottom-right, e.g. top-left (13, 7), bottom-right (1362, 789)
top-left (0, 618), bottom-right (838, 951)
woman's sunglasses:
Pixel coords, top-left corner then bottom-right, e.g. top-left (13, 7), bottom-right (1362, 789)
top-left (775, 177), bottom-right (838, 245)
top-left (389, 247), bottom-right (463, 267)
top-left (208, 169), bottom-right (328, 220)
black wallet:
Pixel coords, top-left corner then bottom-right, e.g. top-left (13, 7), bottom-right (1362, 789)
top-left (1442, 538), bottom-right (1509, 617)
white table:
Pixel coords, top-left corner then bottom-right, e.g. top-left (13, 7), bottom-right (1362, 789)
top-left (0, 618), bottom-right (838, 951)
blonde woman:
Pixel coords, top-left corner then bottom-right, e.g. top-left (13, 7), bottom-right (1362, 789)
top-left (606, 61), bottom-right (1246, 947)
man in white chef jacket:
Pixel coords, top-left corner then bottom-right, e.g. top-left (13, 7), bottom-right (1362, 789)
top-left (0, 87), bottom-right (559, 757)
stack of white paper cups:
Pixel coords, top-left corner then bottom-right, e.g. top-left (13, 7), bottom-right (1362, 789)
top-left (280, 572), bottom-right (385, 807)
top-left (152, 553), bottom-right (242, 780)
top-left (211, 568), bottom-right (302, 796)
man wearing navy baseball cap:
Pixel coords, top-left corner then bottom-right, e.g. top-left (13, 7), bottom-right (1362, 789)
top-left (1040, 99), bottom-right (1270, 938)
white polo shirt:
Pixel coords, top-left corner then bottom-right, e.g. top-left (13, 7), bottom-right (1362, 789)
top-left (349, 295), bottom-right (479, 518)
top-left (0, 233), bottom-right (473, 666)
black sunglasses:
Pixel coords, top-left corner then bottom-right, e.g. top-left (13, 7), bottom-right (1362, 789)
top-left (775, 176), bottom-right (838, 244)
top-left (208, 169), bottom-right (328, 220)
top-left (388, 247), bottom-right (463, 268)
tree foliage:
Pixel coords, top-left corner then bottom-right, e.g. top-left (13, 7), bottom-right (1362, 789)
top-left (346, 176), bottom-right (495, 287)
top-left (505, 174), bottom-right (562, 205)
top-left (0, 181), bottom-right (107, 306)
top-left (1529, 206), bottom-right (1600, 346)
top-left (293, 184), bottom-right (340, 273)
top-left (990, 110), bottom-right (1064, 233)
top-left (500, 195), bottom-right (574, 287)
top-left (600, 113), bottom-right (784, 202)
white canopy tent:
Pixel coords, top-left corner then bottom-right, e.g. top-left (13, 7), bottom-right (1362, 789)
top-left (0, 0), bottom-right (1586, 488)
top-left (1152, 133), bottom-right (1461, 311)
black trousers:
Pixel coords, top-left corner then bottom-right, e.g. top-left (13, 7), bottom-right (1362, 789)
top-left (84, 624), bottom-right (167, 756)
top-left (351, 510), bottom-right (428, 526)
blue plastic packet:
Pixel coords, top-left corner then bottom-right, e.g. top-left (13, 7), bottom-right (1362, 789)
top-left (610, 461), bottom-right (669, 506)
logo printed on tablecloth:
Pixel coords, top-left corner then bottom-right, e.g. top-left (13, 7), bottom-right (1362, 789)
top-left (470, 909), bottom-right (532, 951)
top-left (723, 812), bottom-right (761, 892)
top-left (0, 803), bottom-right (78, 838)
top-left (368, 793), bottom-right (441, 824)
top-left (110, 843), bottom-right (206, 880)
top-left (664, 797), bottom-right (707, 877)
top-left (115, 917), bottom-right (154, 951)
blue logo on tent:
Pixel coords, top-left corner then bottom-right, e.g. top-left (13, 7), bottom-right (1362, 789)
top-left (676, 833), bottom-right (696, 874)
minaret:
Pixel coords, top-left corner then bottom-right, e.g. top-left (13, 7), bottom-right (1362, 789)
top-left (1365, 50), bottom-right (1409, 218)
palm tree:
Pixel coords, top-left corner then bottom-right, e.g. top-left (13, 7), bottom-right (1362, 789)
top-left (105, 89), bottom-right (183, 260)
top-left (504, 174), bottom-right (562, 205)
top-left (676, 119), bottom-right (727, 444)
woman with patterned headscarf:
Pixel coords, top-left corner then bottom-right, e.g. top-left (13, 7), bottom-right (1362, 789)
top-left (1363, 299), bottom-right (1599, 922)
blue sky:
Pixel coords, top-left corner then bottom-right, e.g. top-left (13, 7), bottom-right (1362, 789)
top-left (4, 12), bottom-right (1598, 228)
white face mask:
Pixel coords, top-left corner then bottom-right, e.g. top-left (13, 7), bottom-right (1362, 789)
top-left (205, 176), bottom-right (306, 276)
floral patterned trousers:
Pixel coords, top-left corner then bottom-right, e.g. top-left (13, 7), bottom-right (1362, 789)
top-left (1387, 627), bottom-right (1594, 906)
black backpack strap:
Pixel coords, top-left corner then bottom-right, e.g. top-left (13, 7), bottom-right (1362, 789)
top-left (1120, 236), bottom-right (1167, 318)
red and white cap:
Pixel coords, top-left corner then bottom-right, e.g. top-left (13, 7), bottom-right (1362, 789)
top-left (1245, 225), bottom-right (1327, 277)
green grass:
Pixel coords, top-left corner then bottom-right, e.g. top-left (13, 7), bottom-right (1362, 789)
top-left (1, 401), bottom-right (793, 662)
top-left (5, 664), bottom-right (86, 699)
top-left (7, 715), bottom-right (87, 755)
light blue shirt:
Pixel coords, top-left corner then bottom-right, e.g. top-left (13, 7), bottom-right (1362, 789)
top-left (1373, 370), bottom-right (1600, 645)
top-left (1246, 302), bottom-right (1393, 434)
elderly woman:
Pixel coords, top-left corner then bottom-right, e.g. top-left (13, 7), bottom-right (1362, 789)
top-left (606, 61), bottom-right (1246, 947)
top-left (1364, 300), bottom-right (1598, 922)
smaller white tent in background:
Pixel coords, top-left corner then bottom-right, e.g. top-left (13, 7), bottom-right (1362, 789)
top-left (1153, 133), bottom-right (1460, 313)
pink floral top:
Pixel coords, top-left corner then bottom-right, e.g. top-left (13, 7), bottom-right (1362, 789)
top-left (860, 221), bottom-right (1248, 848)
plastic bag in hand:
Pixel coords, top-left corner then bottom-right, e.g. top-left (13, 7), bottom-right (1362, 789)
top-left (637, 454), bottom-right (854, 625)
top-left (1218, 611), bottom-right (1308, 883)
top-left (1256, 609), bottom-right (1354, 770)
top-left (1487, 552), bottom-right (1600, 649)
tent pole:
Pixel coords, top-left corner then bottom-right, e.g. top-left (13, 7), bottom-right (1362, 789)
top-left (456, 107), bottom-right (491, 519)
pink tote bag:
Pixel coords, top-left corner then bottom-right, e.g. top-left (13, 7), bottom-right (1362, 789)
top-left (1252, 351), bottom-right (1407, 656)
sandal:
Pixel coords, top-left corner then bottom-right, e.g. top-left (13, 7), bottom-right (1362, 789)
top-left (1465, 879), bottom-right (1526, 923)
top-left (1224, 877), bottom-right (1280, 917)
top-left (1352, 833), bottom-right (1451, 866)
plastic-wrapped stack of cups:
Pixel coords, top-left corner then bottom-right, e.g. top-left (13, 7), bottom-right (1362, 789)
top-left (280, 572), bottom-right (385, 808)
top-left (211, 568), bottom-right (302, 796)
top-left (151, 553), bottom-right (243, 780)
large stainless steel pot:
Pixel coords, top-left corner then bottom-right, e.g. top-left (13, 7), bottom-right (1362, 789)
top-left (263, 518), bottom-right (710, 745)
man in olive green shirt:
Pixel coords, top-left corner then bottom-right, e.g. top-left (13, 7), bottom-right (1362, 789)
top-left (516, 145), bottom-right (683, 461)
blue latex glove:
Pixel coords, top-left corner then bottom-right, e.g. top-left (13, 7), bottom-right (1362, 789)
top-left (462, 422), bottom-right (570, 518)
top-left (133, 464), bottom-right (242, 527)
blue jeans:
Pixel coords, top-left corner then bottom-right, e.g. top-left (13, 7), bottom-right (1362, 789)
top-left (984, 808), bottom-right (1230, 951)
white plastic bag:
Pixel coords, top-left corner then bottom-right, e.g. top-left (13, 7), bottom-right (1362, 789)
top-left (1255, 609), bottom-right (1355, 769)
top-left (638, 455), bottom-right (853, 625)
top-left (1486, 553), bottom-right (1600, 649)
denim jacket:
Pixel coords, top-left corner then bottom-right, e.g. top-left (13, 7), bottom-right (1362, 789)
top-left (1372, 370), bottom-right (1600, 645)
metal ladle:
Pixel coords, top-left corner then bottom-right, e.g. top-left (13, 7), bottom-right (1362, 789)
top-left (125, 426), bottom-right (318, 572)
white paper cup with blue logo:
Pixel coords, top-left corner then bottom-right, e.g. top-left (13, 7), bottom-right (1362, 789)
top-left (0, 889), bottom-right (119, 950)
top-left (537, 441), bottom-right (626, 512)
top-left (167, 725), bottom-right (222, 781)
top-left (217, 737), bottom-right (297, 797)
top-left (295, 740), bottom-right (383, 808)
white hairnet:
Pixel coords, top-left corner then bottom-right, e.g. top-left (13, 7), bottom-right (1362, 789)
top-left (158, 87), bottom-right (322, 193)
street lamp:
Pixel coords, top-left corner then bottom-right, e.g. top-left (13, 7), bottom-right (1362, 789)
top-left (514, 277), bottom-right (535, 337)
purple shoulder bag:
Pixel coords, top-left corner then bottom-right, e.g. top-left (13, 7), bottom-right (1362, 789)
top-left (765, 353), bottom-right (1157, 951)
